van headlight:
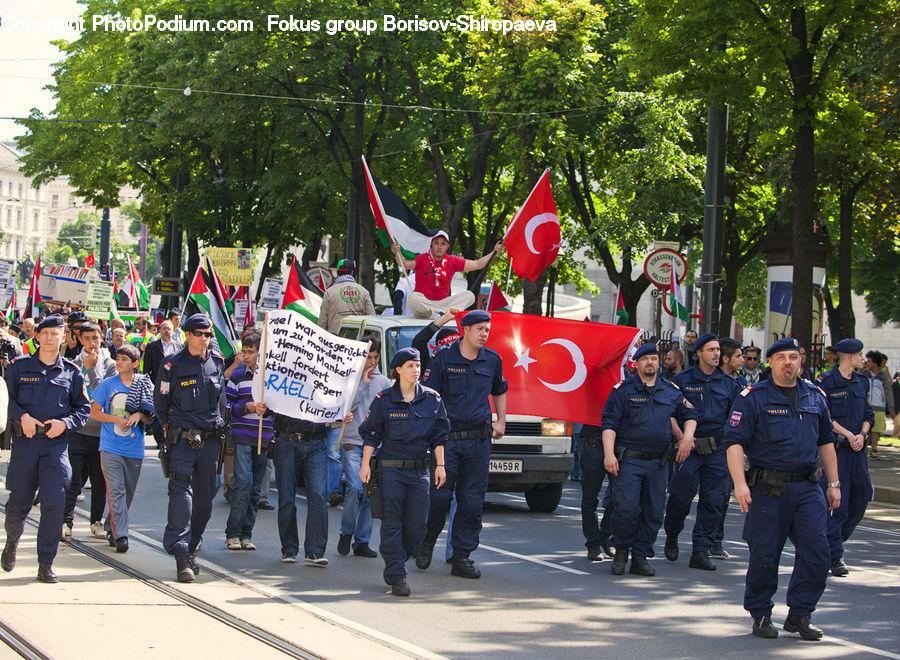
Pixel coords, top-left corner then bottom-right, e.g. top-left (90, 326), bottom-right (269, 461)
top-left (541, 419), bottom-right (568, 436)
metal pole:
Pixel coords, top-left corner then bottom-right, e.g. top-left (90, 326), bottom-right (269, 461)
top-left (100, 208), bottom-right (111, 271)
top-left (699, 102), bottom-right (727, 335)
top-left (170, 173), bottom-right (185, 311)
top-left (139, 223), bottom-right (148, 280)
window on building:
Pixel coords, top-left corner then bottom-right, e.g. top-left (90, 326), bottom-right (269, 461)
top-left (51, 194), bottom-right (58, 209)
top-left (16, 210), bottom-right (21, 229)
top-left (18, 183), bottom-right (23, 198)
top-left (6, 182), bottom-right (11, 197)
top-left (15, 240), bottom-right (20, 258)
top-left (33, 211), bottom-right (39, 230)
top-left (50, 217), bottom-right (57, 230)
top-left (4, 209), bottom-right (9, 228)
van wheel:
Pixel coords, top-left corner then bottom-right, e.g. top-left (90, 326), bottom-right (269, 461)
top-left (524, 483), bottom-right (563, 513)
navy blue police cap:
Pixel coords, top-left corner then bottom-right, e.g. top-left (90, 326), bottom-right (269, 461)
top-left (834, 338), bottom-right (863, 354)
top-left (389, 347), bottom-right (421, 371)
top-left (633, 343), bottom-right (659, 360)
top-left (37, 314), bottom-right (66, 331)
top-left (461, 310), bottom-right (491, 327)
top-left (766, 337), bottom-right (801, 358)
top-left (67, 310), bottom-right (88, 325)
top-left (182, 313), bottom-right (212, 332)
top-left (693, 332), bottom-right (718, 353)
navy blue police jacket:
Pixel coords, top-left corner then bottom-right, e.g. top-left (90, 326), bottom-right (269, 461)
top-left (672, 366), bottom-right (742, 438)
top-left (723, 378), bottom-right (833, 473)
top-left (5, 352), bottom-right (90, 433)
top-left (600, 375), bottom-right (698, 452)
top-left (359, 382), bottom-right (450, 461)
top-left (818, 367), bottom-right (874, 435)
top-left (422, 341), bottom-right (507, 431)
top-left (154, 346), bottom-right (224, 432)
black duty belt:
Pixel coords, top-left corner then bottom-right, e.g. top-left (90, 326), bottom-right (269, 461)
top-left (377, 458), bottom-right (429, 470)
top-left (583, 436), bottom-right (603, 447)
top-left (280, 431), bottom-right (324, 443)
top-left (694, 436), bottom-right (721, 446)
top-left (751, 466), bottom-right (813, 482)
top-left (13, 422), bottom-right (49, 436)
top-left (448, 421), bottom-right (492, 441)
top-left (622, 448), bottom-right (667, 461)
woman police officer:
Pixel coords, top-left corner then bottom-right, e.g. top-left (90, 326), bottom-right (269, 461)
top-left (359, 347), bottom-right (449, 596)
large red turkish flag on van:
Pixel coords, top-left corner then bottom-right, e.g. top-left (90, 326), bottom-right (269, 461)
top-left (455, 311), bottom-right (640, 425)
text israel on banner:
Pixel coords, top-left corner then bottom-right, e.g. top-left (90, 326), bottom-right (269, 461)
top-left (252, 310), bottom-right (369, 424)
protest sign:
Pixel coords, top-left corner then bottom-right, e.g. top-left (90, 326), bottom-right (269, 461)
top-left (258, 278), bottom-right (283, 312)
top-left (204, 247), bottom-right (253, 286)
top-left (0, 259), bottom-right (15, 307)
top-left (85, 279), bottom-right (115, 320)
top-left (252, 309), bottom-right (368, 423)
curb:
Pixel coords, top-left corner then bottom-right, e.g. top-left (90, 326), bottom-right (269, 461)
top-left (873, 485), bottom-right (900, 505)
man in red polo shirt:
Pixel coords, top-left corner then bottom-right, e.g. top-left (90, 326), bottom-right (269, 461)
top-left (392, 231), bottom-right (504, 318)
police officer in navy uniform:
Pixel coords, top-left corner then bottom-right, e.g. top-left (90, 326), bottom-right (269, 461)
top-left (416, 309), bottom-right (507, 579)
top-left (663, 333), bottom-right (742, 570)
top-left (2, 315), bottom-right (91, 583)
top-left (724, 337), bottom-right (840, 640)
top-left (602, 342), bottom-right (698, 577)
top-left (359, 348), bottom-right (449, 596)
top-left (154, 313), bottom-right (225, 583)
top-left (817, 337), bottom-right (874, 577)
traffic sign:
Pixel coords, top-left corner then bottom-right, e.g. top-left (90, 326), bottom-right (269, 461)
top-left (152, 277), bottom-right (183, 296)
top-left (643, 249), bottom-right (687, 289)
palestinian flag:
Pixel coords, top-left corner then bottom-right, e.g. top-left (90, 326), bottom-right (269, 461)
top-left (281, 256), bottom-right (323, 322)
top-left (4, 291), bottom-right (15, 323)
top-left (184, 260), bottom-right (238, 360)
top-left (614, 285), bottom-right (628, 325)
top-left (24, 254), bottom-right (41, 318)
top-left (486, 281), bottom-right (510, 312)
top-left (362, 156), bottom-right (439, 259)
top-left (669, 258), bottom-right (690, 324)
top-left (119, 255), bottom-right (146, 309)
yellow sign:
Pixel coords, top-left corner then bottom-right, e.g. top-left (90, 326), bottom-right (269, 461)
top-left (204, 248), bottom-right (253, 286)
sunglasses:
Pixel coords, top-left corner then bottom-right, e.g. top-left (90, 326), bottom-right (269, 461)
top-left (191, 330), bottom-right (214, 338)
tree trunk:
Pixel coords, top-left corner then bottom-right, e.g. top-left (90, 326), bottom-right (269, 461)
top-left (719, 262), bottom-right (738, 337)
top-left (187, 237), bottom-right (200, 283)
top-left (837, 178), bottom-right (860, 339)
top-left (788, 7), bottom-right (817, 351)
top-left (522, 271), bottom-right (548, 315)
top-left (823, 282), bottom-right (841, 342)
top-left (254, 242), bottom-right (278, 302)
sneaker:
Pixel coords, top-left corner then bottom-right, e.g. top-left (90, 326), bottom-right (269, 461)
top-left (106, 532), bottom-right (116, 548)
top-left (708, 543), bottom-right (731, 559)
top-left (257, 500), bottom-right (275, 510)
top-left (304, 553), bottom-right (328, 566)
top-left (90, 522), bottom-right (106, 539)
top-left (226, 537), bottom-right (242, 550)
top-left (187, 555), bottom-right (200, 576)
top-left (61, 524), bottom-right (72, 540)
top-left (337, 533), bottom-right (352, 556)
top-left (831, 557), bottom-right (849, 577)
top-left (329, 492), bottom-right (344, 507)
top-left (281, 554), bottom-right (297, 563)
top-left (176, 557), bottom-right (195, 583)
top-left (240, 539), bottom-right (256, 551)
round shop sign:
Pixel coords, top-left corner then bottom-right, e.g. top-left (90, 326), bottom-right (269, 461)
top-left (306, 266), bottom-right (334, 291)
top-left (643, 249), bottom-right (687, 290)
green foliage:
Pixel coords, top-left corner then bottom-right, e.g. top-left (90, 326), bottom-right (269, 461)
top-left (734, 254), bottom-right (767, 329)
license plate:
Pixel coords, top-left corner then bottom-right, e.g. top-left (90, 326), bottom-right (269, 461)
top-left (489, 459), bottom-right (522, 474)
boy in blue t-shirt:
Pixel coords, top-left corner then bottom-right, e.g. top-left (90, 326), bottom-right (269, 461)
top-left (90, 344), bottom-right (152, 553)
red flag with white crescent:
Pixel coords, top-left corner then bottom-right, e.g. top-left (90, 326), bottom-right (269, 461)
top-left (455, 310), bottom-right (640, 425)
top-left (502, 169), bottom-right (561, 281)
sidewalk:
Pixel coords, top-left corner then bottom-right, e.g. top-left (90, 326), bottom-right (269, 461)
top-left (868, 440), bottom-right (900, 504)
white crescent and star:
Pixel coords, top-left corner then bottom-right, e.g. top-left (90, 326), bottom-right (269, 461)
top-left (513, 339), bottom-right (587, 393)
top-left (524, 212), bottom-right (560, 255)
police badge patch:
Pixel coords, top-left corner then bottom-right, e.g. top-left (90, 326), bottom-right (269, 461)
top-left (160, 381), bottom-right (170, 394)
top-left (729, 411), bottom-right (742, 426)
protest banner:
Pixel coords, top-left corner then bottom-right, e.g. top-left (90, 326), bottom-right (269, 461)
top-left (203, 247), bottom-right (253, 286)
top-left (0, 259), bottom-right (15, 307)
top-left (258, 277), bottom-right (283, 312)
top-left (252, 309), bottom-right (368, 424)
top-left (85, 279), bottom-right (116, 320)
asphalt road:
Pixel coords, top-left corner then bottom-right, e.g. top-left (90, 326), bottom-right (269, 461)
top-left (10, 453), bottom-right (900, 659)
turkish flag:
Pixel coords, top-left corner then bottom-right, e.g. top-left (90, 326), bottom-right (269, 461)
top-left (455, 311), bottom-right (640, 425)
top-left (503, 169), bottom-right (561, 281)
top-left (85, 254), bottom-right (95, 268)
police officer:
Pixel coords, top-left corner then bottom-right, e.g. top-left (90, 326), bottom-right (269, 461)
top-left (416, 309), bottom-right (507, 579)
top-left (154, 313), bottom-right (225, 583)
top-left (359, 348), bottom-right (449, 596)
top-left (817, 337), bottom-right (873, 577)
top-left (724, 337), bottom-right (840, 640)
top-left (2, 315), bottom-right (91, 583)
top-left (663, 333), bottom-right (742, 570)
top-left (602, 342), bottom-right (698, 577)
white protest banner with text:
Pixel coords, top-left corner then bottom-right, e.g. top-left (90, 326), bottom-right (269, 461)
top-left (252, 309), bottom-right (368, 423)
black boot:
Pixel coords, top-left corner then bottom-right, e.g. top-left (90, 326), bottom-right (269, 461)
top-left (752, 616), bottom-right (778, 638)
top-left (37, 563), bottom-right (57, 583)
top-left (176, 557), bottom-right (195, 583)
top-left (688, 550), bottom-right (716, 571)
top-left (391, 577), bottom-right (411, 596)
top-left (629, 555), bottom-right (655, 576)
top-left (414, 537), bottom-right (436, 570)
top-left (664, 534), bottom-right (679, 561)
top-left (610, 546), bottom-right (628, 575)
top-left (830, 557), bottom-right (849, 577)
top-left (1, 541), bottom-right (17, 572)
top-left (116, 537), bottom-right (129, 553)
top-left (451, 555), bottom-right (481, 579)
top-left (783, 615), bottom-right (823, 640)
top-left (187, 554), bottom-right (200, 575)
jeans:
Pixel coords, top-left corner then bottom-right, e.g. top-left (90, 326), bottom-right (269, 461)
top-left (225, 444), bottom-right (269, 540)
top-left (274, 436), bottom-right (328, 557)
top-left (339, 444), bottom-right (372, 546)
top-left (325, 427), bottom-right (344, 498)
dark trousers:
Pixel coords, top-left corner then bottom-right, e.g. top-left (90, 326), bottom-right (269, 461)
top-left (163, 437), bottom-right (218, 557)
top-left (742, 481), bottom-right (829, 618)
top-left (4, 434), bottom-right (71, 564)
top-left (580, 442), bottom-right (614, 548)
top-left (63, 431), bottom-right (106, 526)
top-left (425, 435), bottom-right (490, 556)
top-left (822, 445), bottom-right (873, 560)
top-left (273, 437), bottom-right (327, 558)
top-left (610, 456), bottom-right (667, 558)
top-left (663, 446), bottom-right (729, 552)
top-left (380, 467), bottom-right (430, 583)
